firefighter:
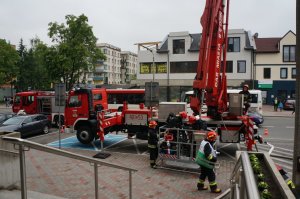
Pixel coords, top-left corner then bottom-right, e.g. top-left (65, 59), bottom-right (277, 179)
top-left (148, 120), bottom-right (158, 168)
top-left (239, 84), bottom-right (251, 114)
top-left (196, 131), bottom-right (222, 193)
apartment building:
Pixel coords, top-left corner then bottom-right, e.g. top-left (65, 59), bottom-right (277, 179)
top-left (137, 29), bottom-right (255, 101)
top-left (95, 43), bottom-right (122, 85)
top-left (121, 51), bottom-right (138, 84)
top-left (254, 30), bottom-right (296, 104)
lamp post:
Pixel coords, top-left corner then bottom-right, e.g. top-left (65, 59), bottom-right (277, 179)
top-left (140, 45), bottom-right (155, 82)
top-left (121, 56), bottom-right (127, 84)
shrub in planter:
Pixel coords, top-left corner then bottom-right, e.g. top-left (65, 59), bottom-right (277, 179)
top-left (257, 173), bottom-right (265, 182)
top-left (252, 164), bottom-right (262, 174)
top-left (258, 181), bottom-right (269, 191)
top-left (261, 189), bottom-right (272, 199)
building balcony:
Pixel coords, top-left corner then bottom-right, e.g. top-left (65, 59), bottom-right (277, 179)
top-left (95, 67), bottom-right (104, 73)
top-left (97, 60), bottom-right (104, 64)
top-left (93, 76), bottom-right (104, 81)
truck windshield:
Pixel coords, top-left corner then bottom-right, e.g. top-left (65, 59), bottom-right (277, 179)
top-left (14, 96), bottom-right (21, 105)
top-left (68, 95), bottom-right (82, 107)
top-left (23, 96), bottom-right (34, 106)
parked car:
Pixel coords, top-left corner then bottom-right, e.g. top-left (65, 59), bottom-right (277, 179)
top-left (0, 114), bottom-right (50, 138)
top-left (283, 99), bottom-right (295, 110)
top-left (247, 111), bottom-right (264, 126)
top-left (0, 113), bottom-right (15, 124)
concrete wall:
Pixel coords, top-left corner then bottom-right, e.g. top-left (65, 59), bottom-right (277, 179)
top-left (0, 132), bottom-right (20, 189)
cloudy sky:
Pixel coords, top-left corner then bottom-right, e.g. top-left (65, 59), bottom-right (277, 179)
top-left (0, 0), bottom-right (296, 52)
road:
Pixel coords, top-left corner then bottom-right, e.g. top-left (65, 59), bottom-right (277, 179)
top-left (217, 116), bottom-right (295, 175)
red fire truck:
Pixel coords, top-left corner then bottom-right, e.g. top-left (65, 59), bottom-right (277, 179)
top-left (64, 87), bottom-right (150, 144)
top-left (12, 91), bottom-right (65, 127)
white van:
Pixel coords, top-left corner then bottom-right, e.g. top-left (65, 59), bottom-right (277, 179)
top-left (183, 89), bottom-right (263, 114)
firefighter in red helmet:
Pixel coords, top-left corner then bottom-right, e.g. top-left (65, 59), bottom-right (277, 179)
top-left (196, 131), bottom-right (221, 193)
top-left (179, 111), bottom-right (188, 119)
top-left (148, 120), bottom-right (158, 168)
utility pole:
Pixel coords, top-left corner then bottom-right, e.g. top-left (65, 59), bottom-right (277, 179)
top-left (292, 0), bottom-right (300, 194)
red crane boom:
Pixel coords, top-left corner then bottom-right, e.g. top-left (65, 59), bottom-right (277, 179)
top-left (191, 0), bottom-right (230, 118)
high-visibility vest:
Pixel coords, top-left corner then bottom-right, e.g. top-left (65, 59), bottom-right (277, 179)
top-left (195, 140), bottom-right (216, 169)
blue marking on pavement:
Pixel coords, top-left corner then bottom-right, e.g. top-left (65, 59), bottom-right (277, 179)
top-left (47, 134), bottom-right (127, 151)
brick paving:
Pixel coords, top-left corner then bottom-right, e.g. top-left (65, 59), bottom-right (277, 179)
top-left (22, 148), bottom-right (234, 199)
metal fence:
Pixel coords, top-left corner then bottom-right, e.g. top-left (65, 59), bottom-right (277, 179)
top-left (2, 136), bottom-right (137, 199)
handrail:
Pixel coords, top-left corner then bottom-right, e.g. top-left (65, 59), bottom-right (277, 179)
top-left (0, 148), bottom-right (19, 155)
top-left (2, 136), bottom-right (136, 172)
top-left (230, 152), bottom-right (260, 199)
top-left (2, 136), bottom-right (137, 199)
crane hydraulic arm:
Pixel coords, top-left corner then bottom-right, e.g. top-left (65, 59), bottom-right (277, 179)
top-left (190, 0), bottom-right (230, 118)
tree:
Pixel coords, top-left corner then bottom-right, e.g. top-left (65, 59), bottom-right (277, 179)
top-left (16, 38), bottom-right (52, 91)
top-left (0, 39), bottom-right (20, 95)
top-left (47, 14), bottom-right (105, 90)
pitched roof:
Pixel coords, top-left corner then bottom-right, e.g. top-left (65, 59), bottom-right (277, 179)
top-left (255, 38), bottom-right (281, 53)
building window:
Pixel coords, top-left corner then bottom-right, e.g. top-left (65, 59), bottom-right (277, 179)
top-left (280, 68), bottom-right (288, 79)
top-left (292, 68), bottom-right (296, 79)
top-left (170, 62), bottom-right (197, 73)
top-left (221, 61), bottom-right (233, 73)
top-left (226, 61), bottom-right (233, 73)
top-left (227, 37), bottom-right (240, 52)
top-left (140, 62), bottom-right (167, 74)
top-left (283, 45), bottom-right (296, 62)
top-left (173, 39), bottom-right (185, 54)
top-left (264, 68), bottom-right (271, 79)
top-left (237, 61), bottom-right (246, 73)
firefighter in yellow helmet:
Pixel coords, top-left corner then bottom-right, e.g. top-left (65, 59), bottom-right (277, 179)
top-left (148, 120), bottom-right (158, 168)
top-left (195, 131), bottom-right (222, 193)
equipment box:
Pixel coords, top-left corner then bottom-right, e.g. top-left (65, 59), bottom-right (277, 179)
top-left (158, 102), bottom-right (187, 123)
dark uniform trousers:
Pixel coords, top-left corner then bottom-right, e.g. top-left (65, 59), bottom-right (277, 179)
top-left (148, 128), bottom-right (158, 167)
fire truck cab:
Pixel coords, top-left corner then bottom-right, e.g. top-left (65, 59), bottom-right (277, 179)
top-left (13, 91), bottom-right (64, 126)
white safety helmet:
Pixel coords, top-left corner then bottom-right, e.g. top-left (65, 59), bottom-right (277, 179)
top-left (17, 110), bottom-right (26, 115)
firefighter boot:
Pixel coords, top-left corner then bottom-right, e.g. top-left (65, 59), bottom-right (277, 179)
top-left (197, 180), bottom-right (208, 190)
top-left (210, 182), bottom-right (222, 193)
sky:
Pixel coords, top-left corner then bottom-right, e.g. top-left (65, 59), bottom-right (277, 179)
top-left (0, 0), bottom-right (296, 53)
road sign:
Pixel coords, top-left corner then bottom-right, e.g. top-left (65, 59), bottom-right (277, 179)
top-left (145, 82), bottom-right (159, 107)
top-left (55, 83), bottom-right (66, 107)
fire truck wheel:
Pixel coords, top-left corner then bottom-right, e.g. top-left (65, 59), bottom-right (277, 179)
top-left (43, 125), bottom-right (49, 134)
top-left (76, 126), bottom-right (94, 144)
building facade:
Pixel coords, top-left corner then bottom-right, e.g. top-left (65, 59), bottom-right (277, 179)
top-left (254, 31), bottom-right (296, 104)
top-left (95, 43), bottom-right (122, 85)
top-left (121, 51), bottom-right (138, 84)
top-left (137, 29), bottom-right (255, 101)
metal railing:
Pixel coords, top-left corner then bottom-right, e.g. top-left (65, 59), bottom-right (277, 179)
top-left (230, 152), bottom-right (260, 199)
top-left (2, 136), bottom-right (137, 199)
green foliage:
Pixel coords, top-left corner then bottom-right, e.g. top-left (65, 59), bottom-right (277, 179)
top-left (261, 189), bottom-right (272, 199)
top-left (16, 38), bottom-right (52, 91)
top-left (0, 39), bottom-right (20, 86)
top-left (47, 14), bottom-right (105, 90)
top-left (258, 181), bottom-right (269, 191)
top-left (257, 173), bottom-right (265, 182)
